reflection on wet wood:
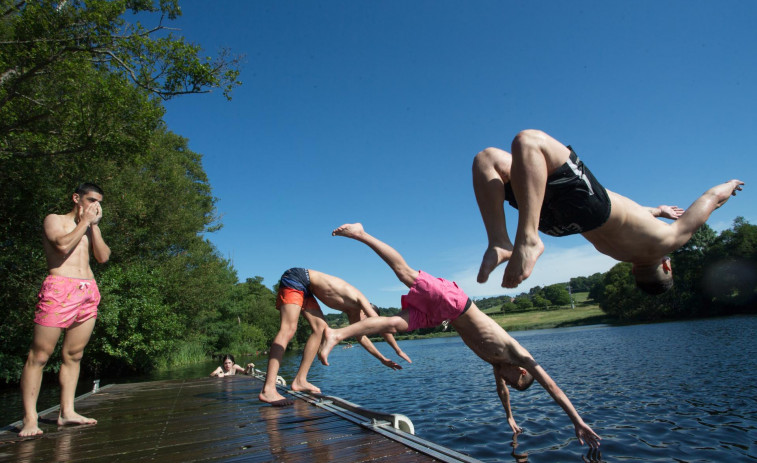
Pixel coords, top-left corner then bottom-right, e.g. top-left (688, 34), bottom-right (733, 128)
top-left (0, 376), bottom-right (466, 462)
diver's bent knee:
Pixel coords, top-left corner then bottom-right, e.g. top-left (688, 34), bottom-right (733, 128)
top-left (511, 129), bottom-right (545, 151)
top-left (473, 147), bottom-right (504, 169)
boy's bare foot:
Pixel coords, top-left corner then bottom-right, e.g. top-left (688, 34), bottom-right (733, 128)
top-left (259, 390), bottom-right (292, 405)
top-left (18, 417), bottom-right (43, 437)
top-left (291, 379), bottom-right (321, 394)
top-left (477, 244), bottom-right (513, 283)
top-left (332, 222), bottom-right (365, 239)
top-left (318, 327), bottom-right (340, 366)
top-left (57, 411), bottom-right (97, 427)
top-left (502, 238), bottom-right (544, 288)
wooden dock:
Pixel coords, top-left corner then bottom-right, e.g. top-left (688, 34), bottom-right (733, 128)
top-left (0, 374), bottom-right (481, 462)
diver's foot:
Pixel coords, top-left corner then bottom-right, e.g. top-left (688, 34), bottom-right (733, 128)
top-left (502, 239), bottom-right (543, 288)
top-left (259, 390), bottom-right (291, 405)
top-left (332, 223), bottom-right (365, 239)
top-left (318, 328), bottom-right (339, 366)
top-left (18, 417), bottom-right (43, 437)
top-left (57, 412), bottom-right (97, 427)
top-left (291, 379), bottom-right (321, 394)
top-left (477, 244), bottom-right (513, 283)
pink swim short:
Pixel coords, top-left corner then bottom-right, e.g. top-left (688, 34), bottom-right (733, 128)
top-left (401, 270), bottom-right (471, 331)
top-left (35, 275), bottom-right (101, 328)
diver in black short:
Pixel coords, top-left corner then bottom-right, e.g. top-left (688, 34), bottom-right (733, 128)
top-left (473, 129), bottom-right (743, 293)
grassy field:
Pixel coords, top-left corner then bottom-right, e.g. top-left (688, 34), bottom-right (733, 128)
top-left (482, 292), bottom-right (616, 332)
top-left (490, 305), bottom-right (613, 332)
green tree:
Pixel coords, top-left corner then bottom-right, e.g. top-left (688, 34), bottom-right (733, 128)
top-left (0, 1), bottom-right (243, 382)
top-left (0, 0), bottom-right (240, 160)
top-left (531, 294), bottom-right (550, 309)
top-left (513, 296), bottom-right (533, 311)
top-left (543, 283), bottom-right (571, 306)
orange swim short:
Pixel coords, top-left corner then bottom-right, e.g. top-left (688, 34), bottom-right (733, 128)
top-left (276, 287), bottom-right (320, 311)
top-left (35, 275), bottom-right (100, 328)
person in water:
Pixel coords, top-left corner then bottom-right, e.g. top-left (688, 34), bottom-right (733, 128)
top-left (319, 223), bottom-right (600, 448)
top-left (472, 129), bottom-right (744, 292)
top-left (210, 354), bottom-right (254, 377)
top-left (19, 183), bottom-right (111, 437)
top-left (259, 268), bottom-right (411, 406)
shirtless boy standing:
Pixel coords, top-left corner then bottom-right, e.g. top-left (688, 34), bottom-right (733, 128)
top-left (259, 267), bottom-right (411, 406)
top-left (319, 223), bottom-right (600, 448)
top-left (19, 183), bottom-right (111, 437)
top-left (473, 129), bottom-right (744, 292)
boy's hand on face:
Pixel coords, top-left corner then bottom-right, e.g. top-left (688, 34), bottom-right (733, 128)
top-left (81, 201), bottom-right (99, 225)
top-left (92, 202), bottom-right (103, 225)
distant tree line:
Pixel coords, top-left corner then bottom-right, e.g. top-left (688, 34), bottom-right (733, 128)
top-left (594, 219), bottom-right (757, 321)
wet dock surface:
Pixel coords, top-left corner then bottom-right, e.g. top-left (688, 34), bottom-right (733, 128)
top-left (0, 375), bottom-right (480, 462)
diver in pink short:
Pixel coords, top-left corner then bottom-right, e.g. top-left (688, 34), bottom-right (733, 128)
top-left (18, 183), bottom-right (111, 438)
top-left (319, 223), bottom-right (601, 448)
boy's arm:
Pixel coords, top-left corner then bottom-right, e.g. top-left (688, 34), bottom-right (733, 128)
top-left (355, 335), bottom-right (402, 370)
top-left (522, 359), bottom-right (601, 448)
top-left (44, 213), bottom-right (90, 255)
top-left (361, 304), bottom-right (412, 363)
top-left (380, 333), bottom-right (412, 363)
top-left (494, 367), bottom-right (522, 433)
top-left (88, 223), bottom-right (111, 263)
top-left (210, 367), bottom-right (222, 377)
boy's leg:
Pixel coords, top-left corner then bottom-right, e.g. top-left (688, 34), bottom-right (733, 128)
top-left (504, 130), bottom-right (571, 288)
top-left (318, 313), bottom-right (410, 366)
top-left (291, 306), bottom-right (327, 394)
top-left (259, 304), bottom-right (300, 405)
top-left (331, 223), bottom-right (418, 288)
top-left (58, 317), bottom-right (97, 426)
top-left (19, 325), bottom-right (61, 436)
top-left (472, 147), bottom-right (515, 283)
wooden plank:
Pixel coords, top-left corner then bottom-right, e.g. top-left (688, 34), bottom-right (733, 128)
top-left (0, 376), bottom-right (459, 463)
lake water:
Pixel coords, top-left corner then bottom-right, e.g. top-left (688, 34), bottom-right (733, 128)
top-left (3, 315), bottom-right (756, 462)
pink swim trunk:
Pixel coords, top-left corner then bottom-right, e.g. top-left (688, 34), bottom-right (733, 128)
top-left (35, 275), bottom-right (101, 328)
top-left (401, 270), bottom-right (471, 331)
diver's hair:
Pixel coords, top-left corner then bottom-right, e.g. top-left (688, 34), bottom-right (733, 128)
top-left (514, 372), bottom-right (535, 391)
top-left (221, 354), bottom-right (235, 364)
top-left (635, 277), bottom-right (674, 295)
top-left (74, 182), bottom-right (104, 196)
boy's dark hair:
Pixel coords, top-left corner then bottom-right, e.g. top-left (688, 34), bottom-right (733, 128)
top-left (222, 354), bottom-right (236, 364)
top-left (635, 277), bottom-right (674, 295)
top-left (514, 372), bottom-right (535, 391)
top-left (74, 182), bottom-right (104, 196)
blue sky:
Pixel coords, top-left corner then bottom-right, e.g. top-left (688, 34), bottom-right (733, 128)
top-left (157, 1), bottom-right (756, 311)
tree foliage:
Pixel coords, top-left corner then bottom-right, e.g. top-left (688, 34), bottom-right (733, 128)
top-left (0, 1), bottom-right (264, 385)
top-left (596, 219), bottom-right (757, 321)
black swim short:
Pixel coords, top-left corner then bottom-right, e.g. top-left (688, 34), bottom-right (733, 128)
top-left (504, 146), bottom-right (611, 237)
top-left (279, 267), bottom-right (312, 295)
